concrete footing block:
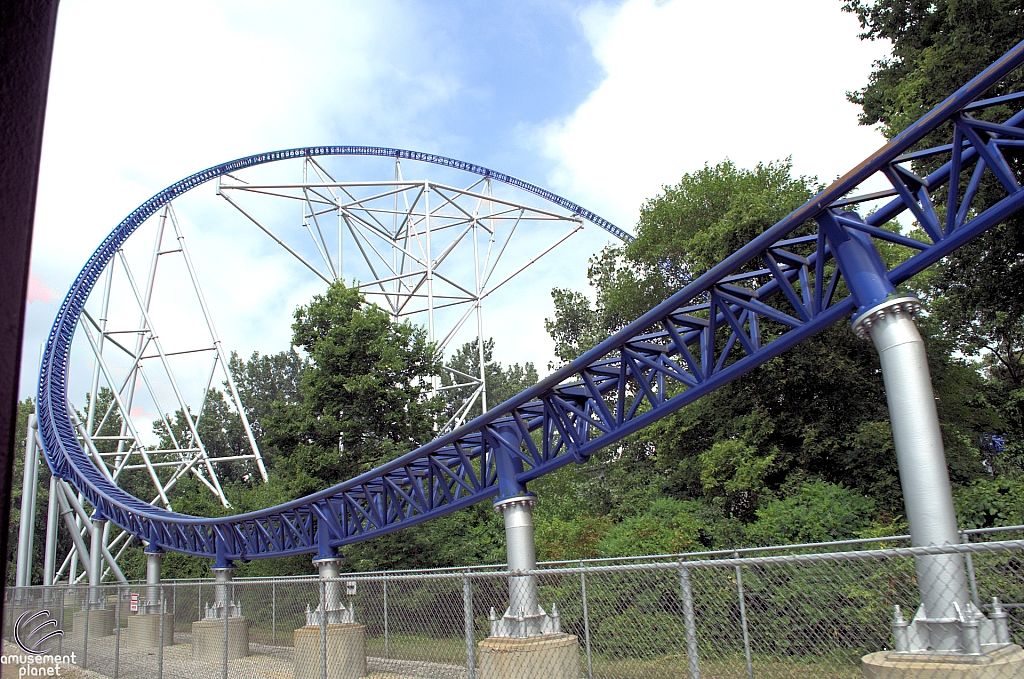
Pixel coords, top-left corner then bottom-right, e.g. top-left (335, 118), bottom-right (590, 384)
top-left (71, 609), bottom-right (116, 642)
top-left (862, 644), bottom-right (1024, 679)
top-left (126, 613), bottom-right (174, 649)
top-left (477, 634), bottom-right (580, 679)
top-left (191, 617), bottom-right (249, 662)
top-left (293, 624), bottom-right (367, 679)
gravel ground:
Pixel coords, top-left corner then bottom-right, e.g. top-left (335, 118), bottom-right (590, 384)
top-left (41, 633), bottom-right (470, 679)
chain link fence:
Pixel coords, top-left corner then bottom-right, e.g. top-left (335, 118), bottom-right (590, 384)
top-left (5, 528), bottom-right (1024, 679)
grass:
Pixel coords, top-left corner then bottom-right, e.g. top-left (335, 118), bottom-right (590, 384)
top-left (362, 632), bottom-right (865, 679)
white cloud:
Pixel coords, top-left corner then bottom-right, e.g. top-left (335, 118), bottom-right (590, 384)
top-left (26, 0), bottom-right (900, 411)
top-left (539, 0), bottom-right (893, 230)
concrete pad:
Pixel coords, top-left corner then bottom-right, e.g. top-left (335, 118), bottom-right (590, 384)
top-left (191, 617), bottom-right (249, 662)
top-left (71, 609), bottom-right (116, 643)
top-left (862, 644), bottom-right (1024, 679)
top-left (126, 612), bottom-right (174, 649)
top-left (477, 634), bottom-right (580, 679)
top-left (293, 624), bottom-right (367, 679)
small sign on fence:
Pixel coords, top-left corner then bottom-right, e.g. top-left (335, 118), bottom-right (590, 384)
top-left (345, 581), bottom-right (357, 596)
top-left (130, 593), bottom-right (139, 612)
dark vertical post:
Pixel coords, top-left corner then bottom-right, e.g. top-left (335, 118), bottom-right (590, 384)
top-left (0, 0), bottom-right (61, 626)
top-left (222, 589), bottom-right (228, 679)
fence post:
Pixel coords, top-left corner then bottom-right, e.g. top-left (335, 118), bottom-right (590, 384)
top-left (320, 579), bottom-right (328, 679)
top-left (383, 578), bottom-right (389, 659)
top-left (679, 565), bottom-right (700, 679)
top-left (57, 588), bottom-right (64, 656)
top-left (734, 552), bottom-right (753, 679)
top-left (580, 562), bottom-right (593, 679)
top-left (158, 589), bottom-right (165, 679)
top-left (962, 532), bottom-right (982, 610)
top-left (114, 586), bottom-right (121, 679)
top-left (272, 580), bottom-right (276, 645)
top-left (463, 575), bottom-right (476, 679)
top-left (83, 597), bottom-right (90, 670)
top-left (222, 586), bottom-right (229, 679)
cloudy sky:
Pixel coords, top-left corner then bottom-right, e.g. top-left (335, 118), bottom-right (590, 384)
top-left (24, 0), bottom-right (892, 411)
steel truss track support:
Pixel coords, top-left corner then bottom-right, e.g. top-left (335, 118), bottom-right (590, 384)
top-left (33, 40), bottom-right (1024, 565)
top-left (52, 478), bottom-right (128, 589)
top-left (487, 424), bottom-right (561, 638)
top-left (823, 211), bottom-right (1006, 653)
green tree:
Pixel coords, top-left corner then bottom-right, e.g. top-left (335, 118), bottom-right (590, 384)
top-left (596, 498), bottom-right (707, 557)
top-left (154, 390), bottom-right (255, 493)
top-left (745, 478), bottom-right (878, 546)
top-left (841, 0), bottom-right (1024, 140)
top-left (545, 159), bottom-right (817, 366)
top-left (228, 348), bottom-right (305, 445)
top-left (262, 281), bottom-right (443, 495)
top-left (546, 156), bottom-right (994, 544)
top-left (441, 338), bottom-right (539, 423)
top-left (843, 0), bottom-right (1024, 476)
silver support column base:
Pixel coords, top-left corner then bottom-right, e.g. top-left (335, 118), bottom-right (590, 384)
top-left (141, 599), bottom-right (167, 615)
top-left (204, 566), bottom-right (241, 619)
top-left (488, 603), bottom-right (562, 638)
top-left (305, 602), bottom-right (354, 626)
top-left (892, 598), bottom-right (1013, 655)
top-left (203, 600), bottom-right (243, 619)
top-left (310, 556), bottom-right (354, 625)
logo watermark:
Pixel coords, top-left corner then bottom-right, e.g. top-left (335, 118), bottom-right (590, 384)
top-left (2, 610), bottom-right (75, 676)
top-left (14, 610), bottom-right (63, 655)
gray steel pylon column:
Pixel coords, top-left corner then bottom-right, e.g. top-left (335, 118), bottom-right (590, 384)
top-left (15, 414), bottom-right (38, 592)
top-left (310, 556), bottom-right (352, 625)
top-left (89, 517), bottom-right (106, 609)
top-left (497, 495), bottom-right (541, 622)
top-left (42, 474), bottom-right (58, 588)
top-left (145, 550), bottom-right (163, 613)
top-left (853, 297), bottom-right (971, 652)
top-left (205, 565), bottom-right (239, 619)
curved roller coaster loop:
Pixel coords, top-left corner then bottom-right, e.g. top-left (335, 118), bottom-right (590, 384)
top-left (37, 40), bottom-right (1024, 565)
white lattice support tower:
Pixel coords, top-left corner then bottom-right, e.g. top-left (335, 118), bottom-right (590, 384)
top-left (33, 152), bottom-right (603, 586)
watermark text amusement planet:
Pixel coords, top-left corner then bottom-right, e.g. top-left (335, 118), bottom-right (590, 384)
top-left (4, 610), bottom-right (76, 676)
top-left (0, 651), bottom-right (77, 677)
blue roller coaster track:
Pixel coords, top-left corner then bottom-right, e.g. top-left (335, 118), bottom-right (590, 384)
top-left (37, 40), bottom-right (1024, 566)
